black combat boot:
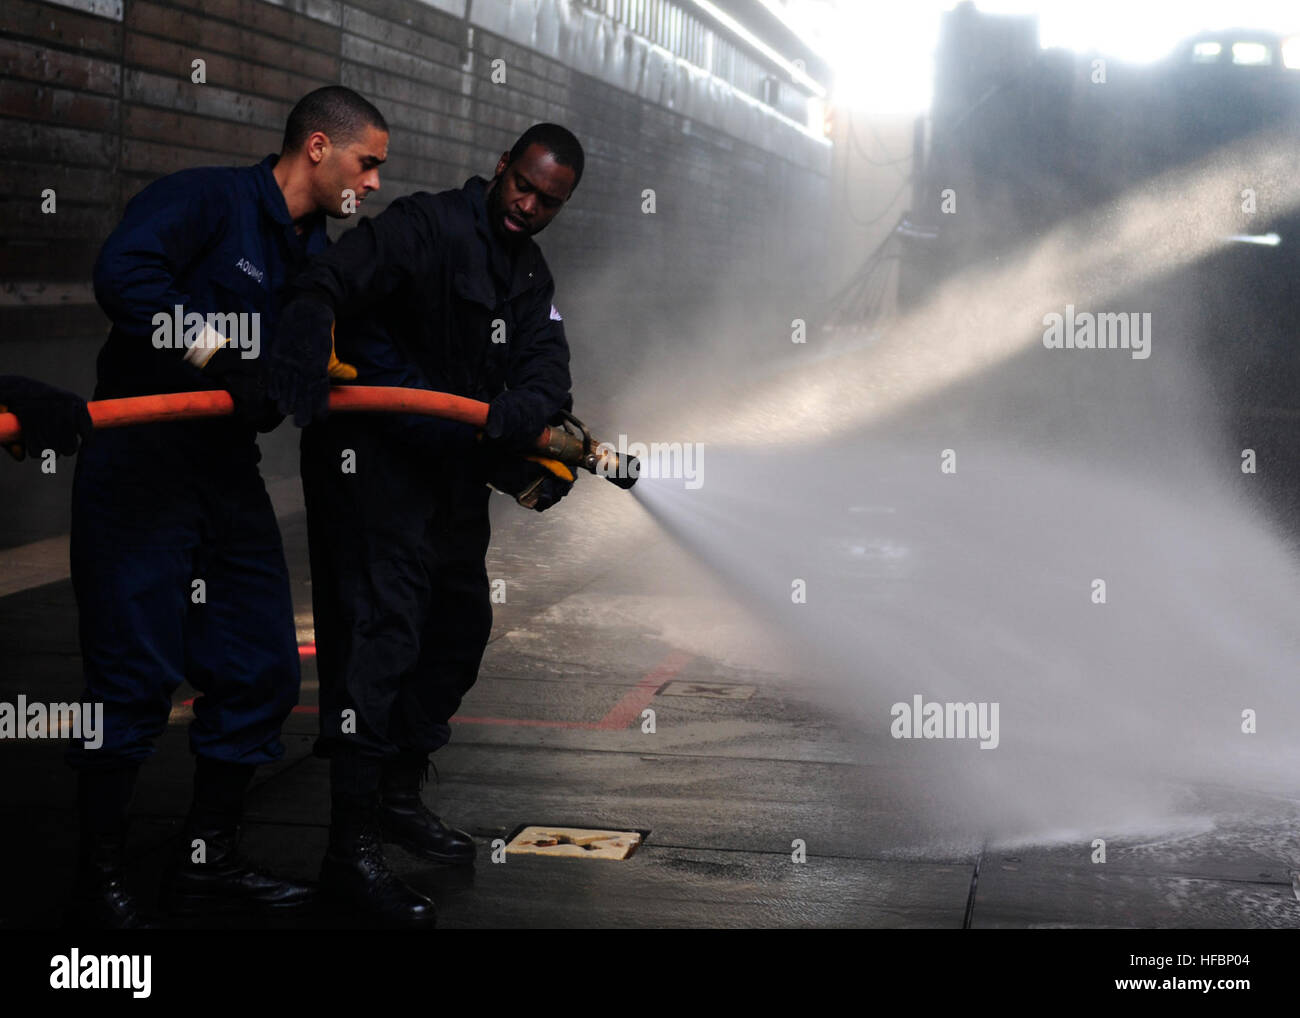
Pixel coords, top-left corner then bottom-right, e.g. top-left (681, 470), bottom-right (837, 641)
top-left (320, 754), bottom-right (437, 927)
top-left (378, 751), bottom-right (476, 866)
top-left (66, 766), bottom-right (151, 929)
top-left (160, 756), bottom-right (314, 914)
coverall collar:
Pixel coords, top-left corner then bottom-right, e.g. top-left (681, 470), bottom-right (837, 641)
top-left (466, 175), bottom-right (543, 300)
top-left (258, 154), bottom-right (327, 253)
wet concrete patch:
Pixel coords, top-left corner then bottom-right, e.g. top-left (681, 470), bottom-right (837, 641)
top-left (425, 844), bottom-right (972, 929)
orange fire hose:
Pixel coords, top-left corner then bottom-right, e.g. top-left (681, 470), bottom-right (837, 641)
top-left (0, 385), bottom-right (639, 487)
top-left (0, 387), bottom-right (491, 442)
top-left (0, 386), bottom-right (489, 443)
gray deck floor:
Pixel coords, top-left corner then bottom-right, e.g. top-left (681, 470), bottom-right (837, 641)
top-left (1, 473), bottom-right (1298, 930)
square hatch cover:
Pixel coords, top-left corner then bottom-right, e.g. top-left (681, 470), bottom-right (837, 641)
top-left (659, 681), bottom-right (755, 700)
top-left (506, 826), bottom-right (642, 860)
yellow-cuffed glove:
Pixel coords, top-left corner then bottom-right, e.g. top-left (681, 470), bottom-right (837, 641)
top-left (326, 322), bottom-right (357, 380)
top-left (524, 456), bottom-right (575, 482)
top-left (486, 455), bottom-right (576, 511)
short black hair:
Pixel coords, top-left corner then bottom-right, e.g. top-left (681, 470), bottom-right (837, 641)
top-left (282, 86), bottom-right (388, 152)
top-left (507, 123), bottom-right (585, 191)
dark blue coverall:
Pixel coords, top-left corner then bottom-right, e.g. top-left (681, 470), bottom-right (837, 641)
top-left (292, 175), bottom-right (571, 759)
top-left (69, 156), bottom-right (325, 769)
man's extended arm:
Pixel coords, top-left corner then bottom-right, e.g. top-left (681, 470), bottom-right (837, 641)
top-left (93, 170), bottom-right (275, 425)
top-left (93, 170), bottom-right (230, 341)
top-left (271, 197), bottom-right (435, 425)
top-left (485, 280), bottom-right (573, 451)
top-left (477, 281), bottom-right (576, 511)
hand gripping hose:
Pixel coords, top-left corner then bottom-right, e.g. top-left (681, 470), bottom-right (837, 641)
top-left (0, 386), bottom-right (639, 487)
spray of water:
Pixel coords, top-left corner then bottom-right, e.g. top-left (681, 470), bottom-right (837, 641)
top-left (613, 128), bottom-right (1300, 854)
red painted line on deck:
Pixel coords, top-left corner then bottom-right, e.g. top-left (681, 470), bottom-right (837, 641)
top-left (279, 648), bottom-right (694, 729)
top-left (593, 649), bottom-right (692, 730)
top-left (450, 716), bottom-right (598, 729)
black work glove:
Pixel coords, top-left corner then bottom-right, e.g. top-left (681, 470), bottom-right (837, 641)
top-left (484, 389), bottom-right (552, 452)
top-left (0, 375), bottom-right (93, 459)
top-left (267, 298), bottom-right (335, 427)
top-left (200, 347), bottom-right (284, 433)
top-left (485, 455), bottom-right (576, 512)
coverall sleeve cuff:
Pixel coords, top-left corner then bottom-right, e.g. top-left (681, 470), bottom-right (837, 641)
top-left (183, 322), bottom-right (234, 369)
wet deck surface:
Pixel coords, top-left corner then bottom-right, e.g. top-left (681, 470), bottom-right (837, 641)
top-left (1, 471), bottom-right (1299, 930)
